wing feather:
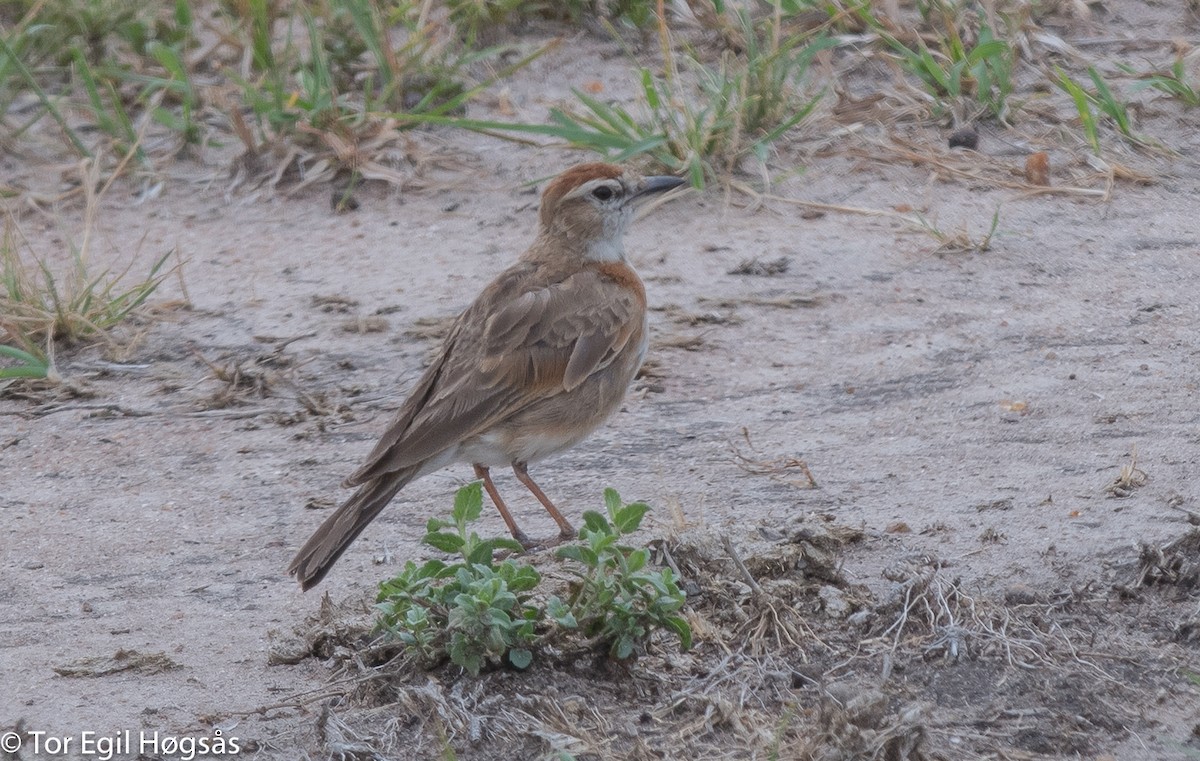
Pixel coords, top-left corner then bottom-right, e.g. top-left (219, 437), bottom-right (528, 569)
top-left (346, 267), bottom-right (640, 483)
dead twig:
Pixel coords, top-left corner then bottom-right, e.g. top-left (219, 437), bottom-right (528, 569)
top-left (721, 535), bottom-right (763, 595)
top-left (732, 427), bottom-right (818, 489)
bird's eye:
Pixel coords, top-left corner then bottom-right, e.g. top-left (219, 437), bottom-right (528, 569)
top-left (592, 185), bottom-right (616, 201)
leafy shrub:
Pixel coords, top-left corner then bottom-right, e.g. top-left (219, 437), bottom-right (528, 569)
top-left (376, 482), bottom-right (539, 675)
top-left (377, 484), bottom-right (692, 674)
top-left (550, 489), bottom-right (692, 659)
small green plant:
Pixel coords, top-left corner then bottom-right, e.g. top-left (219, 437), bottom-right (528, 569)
top-left (138, 39), bottom-right (205, 148)
top-left (377, 484), bottom-right (692, 674)
top-left (444, 0), bottom-right (530, 43)
top-left (1122, 57), bottom-right (1200, 108)
top-left (228, 0), bottom-right (550, 183)
top-left (549, 489), bottom-right (692, 659)
top-left (558, 14), bottom-right (831, 186)
top-left (20, 0), bottom-right (142, 66)
top-left (376, 483), bottom-right (540, 675)
top-left (419, 12), bottom-right (830, 187)
top-left (560, 0), bottom-right (658, 28)
top-left (606, 0), bottom-right (657, 28)
top-left (240, 10), bottom-right (349, 135)
top-left (0, 0), bottom-right (203, 160)
top-left (879, 21), bottom-right (1014, 121)
top-left (1, 216), bottom-right (175, 383)
top-left (0, 343), bottom-right (51, 381)
top-left (72, 49), bottom-right (145, 161)
top-left (330, 0), bottom-right (468, 114)
top-left (0, 16), bottom-right (92, 156)
top-left (911, 206), bottom-right (1000, 255)
top-left (1053, 66), bottom-right (1140, 153)
top-left (115, 0), bottom-right (205, 150)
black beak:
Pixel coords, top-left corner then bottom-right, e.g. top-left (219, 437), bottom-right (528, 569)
top-left (631, 175), bottom-right (686, 201)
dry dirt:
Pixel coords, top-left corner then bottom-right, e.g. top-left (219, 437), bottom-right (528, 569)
top-left (5, 5), bottom-right (1200, 761)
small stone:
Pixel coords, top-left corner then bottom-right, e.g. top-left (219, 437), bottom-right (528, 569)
top-left (847, 610), bottom-right (874, 627)
top-left (818, 585), bottom-right (851, 618)
top-left (1025, 152), bottom-right (1051, 185)
top-left (948, 128), bottom-right (979, 149)
top-left (1004, 584), bottom-right (1041, 605)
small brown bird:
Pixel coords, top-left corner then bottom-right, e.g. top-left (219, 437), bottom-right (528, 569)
top-left (289, 162), bottom-right (684, 590)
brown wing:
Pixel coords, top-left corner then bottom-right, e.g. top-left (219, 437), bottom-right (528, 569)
top-left (344, 266), bottom-right (641, 485)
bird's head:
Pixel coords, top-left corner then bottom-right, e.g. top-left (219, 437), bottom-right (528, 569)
top-left (536, 163), bottom-right (685, 262)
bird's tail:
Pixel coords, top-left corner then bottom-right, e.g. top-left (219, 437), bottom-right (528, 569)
top-left (288, 466), bottom-right (419, 591)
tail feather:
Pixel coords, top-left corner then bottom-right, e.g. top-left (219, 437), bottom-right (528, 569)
top-left (288, 467), bottom-right (419, 591)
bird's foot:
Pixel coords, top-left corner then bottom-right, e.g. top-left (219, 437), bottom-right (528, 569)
top-left (490, 529), bottom-right (532, 560)
top-left (494, 528), bottom-right (576, 560)
top-left (521, 532), bottom-right (575, 552)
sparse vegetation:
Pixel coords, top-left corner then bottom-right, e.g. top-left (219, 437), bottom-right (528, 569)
top-left (1123, 56), bottom-right (1200, 108)
top-left (1053, 65), bottom-right (1141, 153)
top-left (1106, 445), bottom-right (1148, 498)
top-left (424, 10), bottom-right (831, 187)
top-left (376, 484), bottom-right (690, 674)
top-left (0, 0), bottom-right (1183, 192)
top-left (376, 482), bottom-right (539, 675)
top-left (0, 342), bottom-right (51, 380)
top-left (550, 488), bottom-right (691, 658)
top-left (880, 20), bottom-right (1015, 122)
top-left (225, 0), bottom-right (556, 190)
top-left (0, 210), bottom-right (176, 385)
top-left (6, 3), bottom-right (1200, 758)
top-left (911, 206), bottom-right (1001, 254)
top-left (0, 0), bottom-right (549, 184)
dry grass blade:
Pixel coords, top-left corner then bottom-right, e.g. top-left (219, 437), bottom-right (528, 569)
top-left (191, 348), bottom-right (278, 408)
top-left (861, 138), bottom-right (1111, 197)
top-left (731, 179), bottom-right (922, 222)
top-left (727, 256), bottom-right (790, 276)
top-left (189, 338), bottom-right (349, 421)
top-left (2, 162), bottom-right (180, 386)
top-left (731, 427), bottom-right (818, 489)
top-left (911, 207), bottom-right (1000, 255)
top-left (869, 558), bottom-right (1115, 680)
top-left (1106, 444), bottom-right (1148, 497)
top-left (1131, 529), bottom-right (1200, 589)
top-left (698, 294), bottom-right (824, 311)
top-left (721, 535), bottom-right (762, 595)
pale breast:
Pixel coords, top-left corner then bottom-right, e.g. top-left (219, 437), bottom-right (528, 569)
top-left (464, 313), bottom-right (647, 465)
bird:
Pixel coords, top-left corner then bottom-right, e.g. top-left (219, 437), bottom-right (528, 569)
top-left (289, 162), bottom-right (685, 590)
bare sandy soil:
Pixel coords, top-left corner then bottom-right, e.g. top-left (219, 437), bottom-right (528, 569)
top-left (5, 5), bottom-right (1200, 761)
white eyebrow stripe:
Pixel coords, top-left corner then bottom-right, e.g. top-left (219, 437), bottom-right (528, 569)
top-left (563, 177), bottom-right (625, 200)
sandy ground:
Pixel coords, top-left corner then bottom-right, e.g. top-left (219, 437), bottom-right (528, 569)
top-left (5, 5), bottom-right (1200, 760)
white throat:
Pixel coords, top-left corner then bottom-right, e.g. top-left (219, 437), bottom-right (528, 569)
top-left (585, 236), bottom-right (626, 262)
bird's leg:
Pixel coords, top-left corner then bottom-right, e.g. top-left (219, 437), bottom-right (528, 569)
top-left (473, 464), bottom-right (534, 548)
top-left (512, 461), bottom-right (577, 540)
